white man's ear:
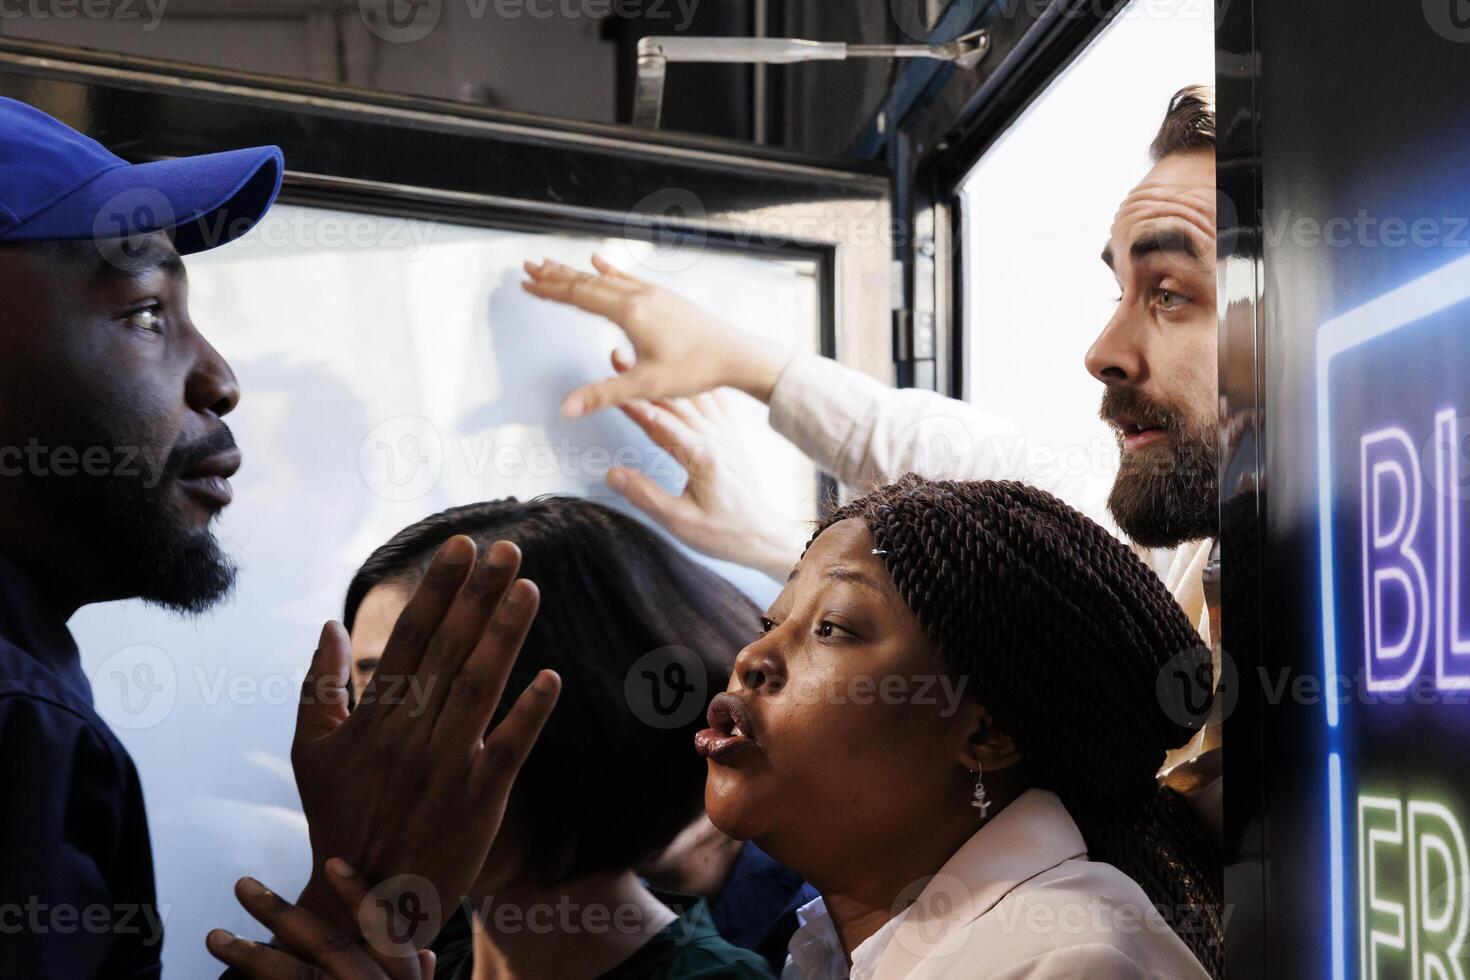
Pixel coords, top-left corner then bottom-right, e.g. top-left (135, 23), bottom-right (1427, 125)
top-left (956, 703), bottom-right (1023, 773)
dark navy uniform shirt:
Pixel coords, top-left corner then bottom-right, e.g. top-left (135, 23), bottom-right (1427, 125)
top-left (0, 556), bottom-right (162, 978)
top-left (707, 842), bottom-right (817, 974)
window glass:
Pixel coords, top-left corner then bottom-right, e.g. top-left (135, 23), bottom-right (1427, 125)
top-left (959, 0), bottom-right (1214, 518)
top-left (70, 204), bottom-right (820, 977)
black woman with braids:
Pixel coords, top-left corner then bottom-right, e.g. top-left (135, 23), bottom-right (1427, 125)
top-left (695, 476), bottom-right (1221, 980)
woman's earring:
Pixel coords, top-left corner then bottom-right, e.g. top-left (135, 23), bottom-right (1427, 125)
top-left (971, 767), bottom-right (991, 817)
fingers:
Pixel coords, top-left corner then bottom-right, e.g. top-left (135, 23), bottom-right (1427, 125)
top-left (649, 396), bottom-right (707, 433)
top-left (431, 580), bottom-right (541, 755)
top-left (609, 347), bottom-right (635, 375)
top-left (216, 877), bottom-right (395, 980)
top-left (610, 398), bottom-right (712, 526)
top-left (208, 929), bottom-right (329, 979)
top-left (606, 467), bottom-right (689, 532)
top-left (590, 253), bottom-right (638, 282)
top-left (522, 259), bottom-right (666, 418)
top-left (618, 400), bottom-right (704, 470)
top-left (519, 259), bottom-right (636, 319)
top-left (561, 369), bottom-right (657, 420)
top-left (296, 621), bottom-right (352, 745)
top-left (710, 387), bottom-right (740, 420)
top-left (412, 541), bottom-right (523, 721)
top-left (471, 669), bottom-right (561, 806)
top-left (325, 860), bottom-right (434, 980)
top-left (359, 537), bottom-right (476, 714)
top-left (323, 858), bottom-right (374, 918)
top-left (691, 390), bottom-right (726, 422)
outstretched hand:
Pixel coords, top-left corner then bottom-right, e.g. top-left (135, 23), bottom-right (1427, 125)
top-left (290, 535), bottom-right (561, 945)
top-left (520, 256), bottom-right (791, 418)
top-left (604, 367), bottom-right (807, 581)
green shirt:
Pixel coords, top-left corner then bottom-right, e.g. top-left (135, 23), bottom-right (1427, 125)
top-left (429, 891), bottom-right (777, 980)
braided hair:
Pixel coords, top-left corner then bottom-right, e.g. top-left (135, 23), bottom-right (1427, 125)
top-left (812, 475), bottom-right (1223, 976)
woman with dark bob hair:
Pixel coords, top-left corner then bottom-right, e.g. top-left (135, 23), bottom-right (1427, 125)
top-left (697, 476), bottom-right (1221, 979)
top-left (340, 496), bottom-right (776, 980)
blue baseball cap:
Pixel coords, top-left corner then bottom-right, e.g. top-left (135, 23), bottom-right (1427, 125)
top-left (0, 96), bottom-right (283, 254)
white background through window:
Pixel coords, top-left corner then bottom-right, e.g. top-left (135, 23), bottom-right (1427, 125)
top-left (961, 0), bottom-right (1215, 522)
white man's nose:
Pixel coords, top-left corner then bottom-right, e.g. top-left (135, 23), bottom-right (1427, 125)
top-left (1085, 307), bottom-right (1147, 385)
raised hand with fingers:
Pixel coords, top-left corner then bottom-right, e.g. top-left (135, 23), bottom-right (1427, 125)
top-left (520, 255), bottom-right (792, 418)
top-left (603, 362), bottom-right (808, 582)
top-left (289, 535), bottom-right (561, 945)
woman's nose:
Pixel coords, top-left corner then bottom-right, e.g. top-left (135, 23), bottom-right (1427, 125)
top-left (733, 635), bottom-right (785, 694)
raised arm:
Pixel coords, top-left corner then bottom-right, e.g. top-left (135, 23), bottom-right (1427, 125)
top-left (521, 258), bottom-right (1105, 574)
top-left (765, 351), bottom-right (1045, 492)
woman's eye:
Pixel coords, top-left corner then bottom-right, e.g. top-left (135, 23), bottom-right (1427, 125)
top-left (125, 306), bottom-right (164, 333)
top-left (817, 620), bottom-right (851, 639)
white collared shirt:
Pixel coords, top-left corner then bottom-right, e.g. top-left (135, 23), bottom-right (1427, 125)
top-left (783, 895), bottom-right (910, 980)
top-left (780, 789), bottom-right (1211, 980)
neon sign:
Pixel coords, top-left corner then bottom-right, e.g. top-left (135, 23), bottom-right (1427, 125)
top-left (1359, 793), bottom-right (1470, 980)
top-left (1361, 413), bottom-right (1470, 691)
top-left (1317, 251), bottom-right (1470, 980)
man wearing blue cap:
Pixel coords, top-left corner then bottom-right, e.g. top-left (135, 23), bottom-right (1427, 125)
top-left (0, 96), bottom-right (284, 978)
top-left (0, 99), bottom-right (566, 980)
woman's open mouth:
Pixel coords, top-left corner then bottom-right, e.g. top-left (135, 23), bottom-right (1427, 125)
top-left (695, 692), bottom-right (759, 764)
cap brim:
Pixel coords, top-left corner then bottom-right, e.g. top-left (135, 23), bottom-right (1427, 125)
top-left (11, 145), bottom-right (283, 255)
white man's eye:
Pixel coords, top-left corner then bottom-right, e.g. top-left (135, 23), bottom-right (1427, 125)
top-left (125, 306), bottom-right (164, 333)
top-left (1155, 289), bottom-right (1188, 311)
top-left (759, 617), bottom-right (775, 634)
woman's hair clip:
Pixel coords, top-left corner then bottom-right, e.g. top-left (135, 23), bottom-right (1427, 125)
top-left (871, 548), bottom-right (888, 556)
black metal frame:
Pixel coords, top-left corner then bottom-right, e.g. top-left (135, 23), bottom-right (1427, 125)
top-left (928, 0), bottom-right (1126, 397)
top-left (0, 36), bottom-right (893, 349)
top-left (867, 0), bottom-right (1130, 397)
top-left (1213, 0), bottom-right (1266, 974)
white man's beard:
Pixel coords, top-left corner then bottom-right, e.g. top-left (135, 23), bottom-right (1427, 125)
top-left (1102, 392), bottom-right (1219, 549)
